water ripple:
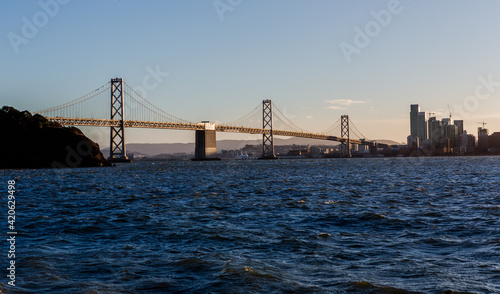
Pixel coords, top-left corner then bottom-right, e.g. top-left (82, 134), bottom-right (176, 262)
top-left (0, 157), bottom-right (499, 293)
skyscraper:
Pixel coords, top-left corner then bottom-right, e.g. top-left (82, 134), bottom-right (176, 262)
top-left (428, 116), bottom-right (437, 143)
top-left (442, 118), bottom-right (451, 126)
top-left (417, 111), bottom-right (427, 143)
top-left (429, 117), bottom-right (446, 149)
top-left (478, 127), bottom-right (489, 153)
top-left (454, 120), bottom-right (464, 135)
top-left (446, 124), bottom-right (458, 149)
top-left (410, 104), bottom-right (419, 137)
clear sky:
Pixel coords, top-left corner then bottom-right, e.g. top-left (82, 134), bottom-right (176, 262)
top-left (2, 0), bottom-right (500, 146)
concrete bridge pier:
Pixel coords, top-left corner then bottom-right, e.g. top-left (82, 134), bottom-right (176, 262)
top-left (192, 122), bottom-right (221, 161)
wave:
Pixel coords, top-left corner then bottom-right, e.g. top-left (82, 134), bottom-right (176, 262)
top-left (348, 281), bottom-right (423, 293)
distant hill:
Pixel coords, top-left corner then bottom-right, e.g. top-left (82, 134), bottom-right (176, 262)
top-left (102, 138), bottom-right (338, 156)
top-left (102, 137), bottom-right (403, 157)
top-left (372, 139), bottom-right (405, 146)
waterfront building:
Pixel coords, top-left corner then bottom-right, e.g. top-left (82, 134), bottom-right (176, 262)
top-left (454, 120), bottom-right (464, 135)
top-left (477, 127), bottom-right (489, 153)
top-left (457, 131), bottom-right (475, 154)
top-left (357, 144), bottom-right (368, 152)
top-left (428, 118), bottom-right (445, 148)
top-left (410, 105), bottom-right (427, 147)
top-left (417, 111), bottom-right (427, 144)
top-left (458, 131), bottom-right (475, 147)
top-left (489, 132), bottom-right (500, 152)
top-left (407, 135), bottom-right (419, 149)
top-left (410, 104), bottom-right (419, 138)
top-left (427, 116), bottom-right (465, 151)
top-left (446, 124), bottom-right (458, 149)
top-left (428, 117), bottom-right (438, 144)
top-left (408, 103), bottom-right (499, 155)
top-left (309, 146), bottom-right (322, 155)
top-left (442, 117), bottom-right (451, 126)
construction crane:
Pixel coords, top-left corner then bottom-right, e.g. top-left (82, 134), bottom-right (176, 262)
top-left (447, 104), bottom-right (452, 121)
top-left (427, 111), bottom-right (435, 118)
top-left (477, 121), bottom-right (487, 128)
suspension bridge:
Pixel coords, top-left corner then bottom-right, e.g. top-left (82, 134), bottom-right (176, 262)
top-left (34, 78), bottom-right (390, 161)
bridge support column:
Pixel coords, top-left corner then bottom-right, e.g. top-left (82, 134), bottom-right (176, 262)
top-left (108, 78), bottom-right (130, 162)
top-left (340, 115), bottom-right (351, 158)
top-left (193, 123), bottom-right (220, 161)
top-left (260, 99), bottom-right (277, 159)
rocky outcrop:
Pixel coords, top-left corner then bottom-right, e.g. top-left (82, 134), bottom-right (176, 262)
top-left (0, 106), bottom-right (111, 169)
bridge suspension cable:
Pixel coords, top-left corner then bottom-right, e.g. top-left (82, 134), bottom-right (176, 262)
top-left (32, 77), bottom-right (378, 147)
top-left (320, 117), bottom-right (341, 135)
top-left (219, 102), bottom-right (262, 127)
top-left (34, 83), bottom-right (111, 117)
top-left (122, 82), bottom-right (193, 124)
top-left (271, 102), bottom-right (310, 133)
top-left (349, 118), bottom-right (370, 140)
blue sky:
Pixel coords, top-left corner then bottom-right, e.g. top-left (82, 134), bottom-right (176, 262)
top-left (2, 0), bottom-right (500, 145)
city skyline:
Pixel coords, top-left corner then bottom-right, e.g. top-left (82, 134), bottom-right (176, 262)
top-left (2, 1), bottom-right (500, 147)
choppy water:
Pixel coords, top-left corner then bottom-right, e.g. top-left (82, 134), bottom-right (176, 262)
top-left (1, 157), bottom-right (499, 293)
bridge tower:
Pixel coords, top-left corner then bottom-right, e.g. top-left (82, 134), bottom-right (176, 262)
top-left (108, 78), bottom-right (130, 162)
top-left (340, 115), bottom-right (351, 158)
top-left (261, 99), bottom-right (276, 159)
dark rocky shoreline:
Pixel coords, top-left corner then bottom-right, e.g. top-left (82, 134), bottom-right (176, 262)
top-left (0, 106), bottom-right (111, 169)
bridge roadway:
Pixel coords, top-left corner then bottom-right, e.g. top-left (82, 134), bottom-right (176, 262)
top-left (46, 117), bottom-right (390, 148)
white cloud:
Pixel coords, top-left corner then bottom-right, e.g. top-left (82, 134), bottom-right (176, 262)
top-left (325, 99), bottom-right (368, 106)
top-left (325, 105), bottom-right (346, 110)
top-left (306, 115), bottom-right (314, 119)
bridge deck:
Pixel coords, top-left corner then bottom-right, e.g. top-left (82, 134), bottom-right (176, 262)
top-left (46, 117), bottom-right (388, 147)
